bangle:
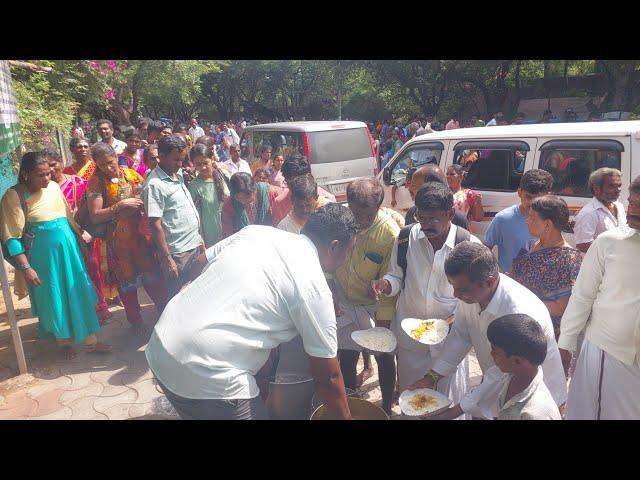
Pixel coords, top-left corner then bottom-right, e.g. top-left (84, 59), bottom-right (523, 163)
top-left (424, 371), bottom-right (440, 387)
top-left (16, 263), bottom-right (31, 271)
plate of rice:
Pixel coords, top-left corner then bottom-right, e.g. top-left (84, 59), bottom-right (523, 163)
top-left (401, 318), bottom-right (449, 345)
top-left (399, 388), bottom-right (452, 417)
top-left (351, 327), bottom-right (397, 353)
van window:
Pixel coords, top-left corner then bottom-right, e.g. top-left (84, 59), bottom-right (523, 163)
top-left (247, 130), bottom-right (304, 161)
top-left (539, 147), bottom-right (622, 197)
top-left (307, 128), bottom-right (372, 164)
top-left (454, 146), bottom-right (527, 192)
top-left (390, 145), bottom-right (443, 185)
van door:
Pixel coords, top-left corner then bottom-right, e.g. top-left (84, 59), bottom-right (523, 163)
top-left (535, 137), bottom-right (630, 246)
top-left (444, 138), bottom-right (538, 240)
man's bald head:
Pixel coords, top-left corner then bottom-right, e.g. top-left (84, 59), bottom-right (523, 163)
top-left (409, 164), bottom-right (447, 199)
top-left (347, 177), bottom-right (384, 208)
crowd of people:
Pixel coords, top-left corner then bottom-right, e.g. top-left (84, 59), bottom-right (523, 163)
top-left (1, 113), bottom-right (638, 421)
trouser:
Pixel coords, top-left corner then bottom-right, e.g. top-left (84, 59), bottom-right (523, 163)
top-left (166, 246), bottom-right (202, 300)
top-left (120, 279), bottom-right (168, 325)
top-left (338, 349), bottom-right (396, 413)
top-left (158, 381), bottom-right (270, 420)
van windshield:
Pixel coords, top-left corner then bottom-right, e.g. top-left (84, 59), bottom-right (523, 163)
top-left (307, 128), bottom-right (372, 164)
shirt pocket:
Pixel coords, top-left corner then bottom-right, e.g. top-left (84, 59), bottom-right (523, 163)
top-left (354, 254), bottom-right (382, 283)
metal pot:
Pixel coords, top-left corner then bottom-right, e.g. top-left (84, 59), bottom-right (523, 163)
top-left (266, 373), bottom-right (315, 420)
top-left (310, 397), bottom-right (389, 420)
top-left (311, 388), bottom-right (360, 411)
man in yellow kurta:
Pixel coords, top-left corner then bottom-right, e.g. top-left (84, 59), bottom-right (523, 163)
top-left (332, 178), bottom-right (401, 414)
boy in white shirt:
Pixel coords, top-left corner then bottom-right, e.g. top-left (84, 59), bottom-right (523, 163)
top-left (427, 314), bottom-right (561, 420)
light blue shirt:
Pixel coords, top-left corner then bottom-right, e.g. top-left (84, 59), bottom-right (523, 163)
top-left (484, 204), bottom-right (535, 272)
top-left (142, 165), bottom-right (203, 254)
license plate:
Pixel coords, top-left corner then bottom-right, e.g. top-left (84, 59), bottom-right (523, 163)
top-left (329, 183), bottom-right (347, 195)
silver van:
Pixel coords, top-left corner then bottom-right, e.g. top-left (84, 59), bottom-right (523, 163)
top-left (240, 121), bottom-right (377, 201)
top-left (379, 121), bottom-right (640, 244)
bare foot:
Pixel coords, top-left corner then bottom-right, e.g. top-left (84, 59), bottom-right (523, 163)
top-left (355, 367), bottom-right (374, 388)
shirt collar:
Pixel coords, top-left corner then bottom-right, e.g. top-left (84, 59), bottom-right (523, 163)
top-left (478, 274), bottom-right (506, 316)
top-left (154, 165), bottom-right (182, 182)
top-left (592, 196), bottom-right (619, 214)
top-left (499, 367), bottom-right (544, 411)
top-left (415, 223), bottom-right (456, 248)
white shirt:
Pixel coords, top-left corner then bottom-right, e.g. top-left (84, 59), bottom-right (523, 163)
top-left (558, 225), bottom-right (640, 366)
top-left (106, 137), bottom-right (127, 155)
top-left (145, 226), bottom-right (337, 400)
top-left (224, 158), bottom-right (252, 175)
top-left (189, 125), bottom-right (205, 142)
top-left (383, 223), bottom-right (480, 354)
top-left (460, 366), bottom-right (561, 420)
top-left (277, 213), bottom-right (303, 234)
top-left (486, 118), bottom-right (497, 126)
top-left (432, 274), bottom-right (567, 406)
top-left (573, 196), bottom-right (626, 245)
top-left (225, 128), bottom-right (240, 145)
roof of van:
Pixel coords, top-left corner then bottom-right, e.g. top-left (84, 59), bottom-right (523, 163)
top-left (243, 121), bottom-right (367, 132)
top-left (406, 120), bottom-right (640, 146)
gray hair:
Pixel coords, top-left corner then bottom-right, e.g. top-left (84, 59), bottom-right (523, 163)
top-left (91, 142), bottom-right (117, 159)
top-left (588, 167), bottom-right (622, 194)
top-left (347, 178), bottom-right (385, 208)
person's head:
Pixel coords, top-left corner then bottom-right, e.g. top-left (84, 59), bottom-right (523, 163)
top-left (414, 182), bottom-right (454, 238)
top-left (138, 118), bottom-right (149, 131)
top-left (518, 169), bottom-right (553, 216)
top-left (409, 164), bottom-right (447, 199)
top-left (589, 167), bottom-right (622, 204)
top-left (281, 155), bottom-right (311, 185)
top-left (564, 108), bottom-right (577, 122)
top-left (143, 144), bottom-right (159, 171)
top-left (445, 164), bottom-right (466, 191)
top-left (147, 121), bottom-right (162, 142)
top-left (487, 314), bottom-right (547, 374)
top-left (409, 122), bottom-right (420, 135)
top-left (301, 203), bottom-right (358, 273)
top-left (229, 172), bottom-right (256, 206)
top-left (18, 151), bottom-right (51, 190)
top-left (175, 123), bottom-right (188, 135)
top-left (493, 111), bottom-right (504, 121)
top-left (444, 242), bottom-right (500, 305)
top-left (42, 145), bottom-right (64, 181)
top-left (627, 175), bottom-right (640, 230)
top-left (346, 178), bottom-right (384, 231)
top-left (273, 154), bottom-right (284, 172)
top-left (91, 142), bottom-right (119, 179)
top-left (526, 195), bottom-right (572, 238)
top-left (260, 145), bottom-right (272, 164)
top-left (157, 135), bottom-right (187, 175)
top-left (190, 118), bottom-right (198, 128)
top-left (196, 135), bottom-right (216, 149)
top-left (160, 126), bottom-right (173, 137)
top-left (229, 143), bottom-right (241, 161)
top-left (290, 174), bottom-right (319, 222)
top-left (125, 132), bottom-right (142, 154)
top-left (69, 136), bottom-right (91, 161)
top-left (497, 118), bottom-right (509, 126)
top-left (189, 144), bottom-right (213, 179)
top-left (253, 167), bottom-right (270, 183)
top-left (96, 119), bottom-right (114, 141)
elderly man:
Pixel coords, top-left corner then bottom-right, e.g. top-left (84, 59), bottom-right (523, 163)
top-left (558, 176), bottom-right (640, 419)
top-left (371, 182), bottom-right (476, 413)
top-left (573, 167), bottom-right (626, 253)
top-left (325, 178), bottom-right (401, 414)
top-left (410, 242), bottom-right (567, 417)
top-left (146, 205), bottom-right (358, 420)
top-left (188, 118), bottom-right (205, 143)
top-left (96, 119), bottom-right (127, 155)
top-left (143, 135), bottom-right (204, 301)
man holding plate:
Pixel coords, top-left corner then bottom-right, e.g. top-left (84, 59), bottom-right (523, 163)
top-left (371, 182), bottom-right (478, 415)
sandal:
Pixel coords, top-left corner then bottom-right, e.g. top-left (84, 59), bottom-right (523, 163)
top-left (86, 342), bottom-right (112, 354)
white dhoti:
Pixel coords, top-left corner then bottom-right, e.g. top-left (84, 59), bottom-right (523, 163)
top-left (565, 339), bottom-right (640, 420)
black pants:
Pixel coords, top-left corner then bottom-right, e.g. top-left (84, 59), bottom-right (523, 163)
top-left (338, 349), bottom-right (396, 413)
top-left (158, 381), bottom-right (270, 420)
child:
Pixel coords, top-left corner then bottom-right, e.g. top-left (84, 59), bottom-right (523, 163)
top-left (188, 144), bottom-right (229, 248)
top-left (428, 314), bottom-right (561, 420)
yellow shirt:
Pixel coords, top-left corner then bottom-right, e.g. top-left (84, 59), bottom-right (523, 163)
top-left (336, 209), bottom-right (400, 322)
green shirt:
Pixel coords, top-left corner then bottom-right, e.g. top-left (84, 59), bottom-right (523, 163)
top-left (142, 166), bottom-right (203, 254)
top-left (188, 177), bottom-right (229, 248)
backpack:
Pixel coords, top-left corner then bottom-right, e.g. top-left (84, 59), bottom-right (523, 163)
top-left (397, 223), bottom-right (471, 287)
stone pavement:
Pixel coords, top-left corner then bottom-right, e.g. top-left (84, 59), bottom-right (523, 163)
top-left (0, 272), bottom-right (482, 420)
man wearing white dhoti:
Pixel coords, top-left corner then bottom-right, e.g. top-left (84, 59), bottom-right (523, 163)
top-left (558, 176), bottom-right (640, 420)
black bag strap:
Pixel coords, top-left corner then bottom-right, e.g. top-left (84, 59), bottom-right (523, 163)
top-left (397, 222), bottom-right (415, 287)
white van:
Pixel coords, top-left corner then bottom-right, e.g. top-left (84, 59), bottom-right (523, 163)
top-left (240, 121), bottom-right (377, 201)
top-left (379, 121), bottom-right (640, 244)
